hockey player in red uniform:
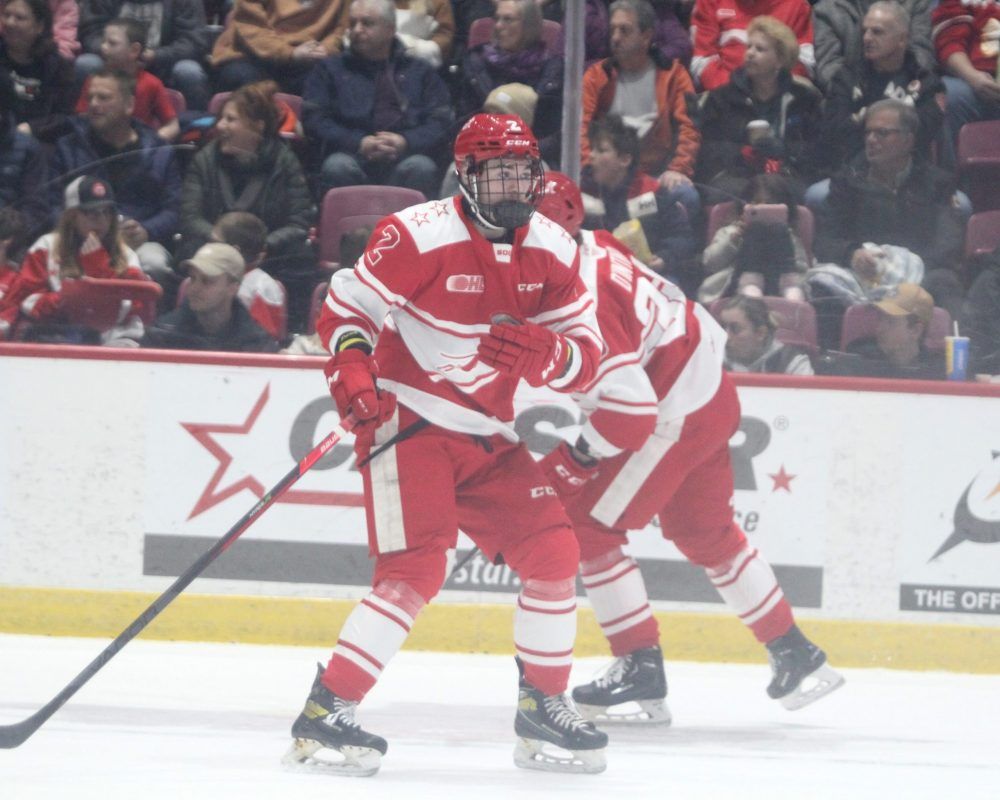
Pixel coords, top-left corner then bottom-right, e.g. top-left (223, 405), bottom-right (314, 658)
top-left (284, 116), bottom-right (608, 776)
top-left (535, 172), bottom-right (844, 725)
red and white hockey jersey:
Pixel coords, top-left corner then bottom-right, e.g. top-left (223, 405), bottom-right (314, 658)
top-left (690, 0), bottom-right (815, 91)
top-left (316, 197), bottom-right (603, 440)
top-left (932, 0), bottom-right (1000, 74)
top-left (572, 229), bottom-right (728, 458)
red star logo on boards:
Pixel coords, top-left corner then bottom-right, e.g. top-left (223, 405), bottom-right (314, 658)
top-left (769, 465), bottom-right (796, 493)
top-left (181, 384), bottom-right (362, 520)
top-left (410, 210), bottom-right (431, 226)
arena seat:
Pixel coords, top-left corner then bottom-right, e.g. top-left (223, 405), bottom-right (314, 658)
top-left (839, 303), bottom-right (952, 353)
top-left (317, 185), bottom-right (426, 270)
top-left (957, 121), bottom-right (1000, 212)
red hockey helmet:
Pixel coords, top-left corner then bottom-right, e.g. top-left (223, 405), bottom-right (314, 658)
top-left (453, 113), bottom-right (544, 231)
top-left (537, 171), bottom-right (585, 238)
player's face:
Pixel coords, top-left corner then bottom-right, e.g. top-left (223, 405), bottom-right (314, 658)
top-left (721, 308), bottom-right (769, 364)
top-left (744, 31), bottom-right (781, 79)
top-left (1, 0), bottom-right (43, 50)
top-left (216, 102), bottom-right (263, 158)
top-left (186, 267), bottom-right (239, 315)
top-left (100, 25), bottom-right (134, 68)
top-left (476, 157), bottom-right (537, 205)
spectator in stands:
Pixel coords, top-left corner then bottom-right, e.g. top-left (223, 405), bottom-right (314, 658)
top-left (140, 242), bottom-right (280, 352)
top-left (77, 0), bottom-right (210, 111)
top-left (961, 245), bottom-right (1000, 376)
top-left (580, 114), bottom-right (696, 286)
top-left (0, 67), bottom-right (48, 241)
top-left (0, 207), bottom-right (29, 301)
top-left (76, 19), bottom-right (179, 142)
top-left (827, 283), bottom-right (946, 379)
top-left (302, 0), bottom-right (452, 199)
top-left (719, 295), bottom-right (814, 375)
top-left (455, 0), bottom-right (563, 164)
top-left (690, 0), bottom-right (814, 91)
top-left (819, 2), bottom-right (943, 179)
top-left (695, 16), bottom-right (823, 203)
top-left (698, 174), bottom-right (809, 303)
top-left (210, 0), bottom-right (349, 95)
top-left (814, 99), bottom-right (965, 318)
top-left (179, 80), bottom-right (316, 331)
top-left (0, 0), bottom-right (79, 61)
top-left (582, 0), bottom-right (700, 222)
top-left (0, 175), bottom-right (150, 343)
top-left (210, 211), bottom-right (286, 342)
top-left (813, 0), bottom-right (934, 94)
top-left (585, 0), bottom-right (693, 66)
top-left (932, 0), bottom-right (1000, 168)
top-left (393, 0), bottom-right (455, 69)
top-left (0, 0), bottom-right (74, 142)
top-left (50, 68), bottom-right (182, 286)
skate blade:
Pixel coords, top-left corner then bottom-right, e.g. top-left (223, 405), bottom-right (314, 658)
top-left (281, 737), bottom-right (382, 777)
top-left (576, 698), bottom-right (672, 726)
top-left (780, 663), bottom-right (846, 711)
top-left (513, 737), bottom-right (607, 775)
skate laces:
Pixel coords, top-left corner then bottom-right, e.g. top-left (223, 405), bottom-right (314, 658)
top-left (323, 697), bottom-right (361, 730)
top-left (543, 694), bottom-right (589, 731)
top-left (593, 654), bottom-right (631, 689)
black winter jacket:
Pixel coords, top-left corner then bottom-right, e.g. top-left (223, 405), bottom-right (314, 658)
top-left (179, 138), bottom-right (315, 266)
top-left (815, 156), bottom-right (964, 274)
top-left (140, 299), bottom-right (280, 352)
top-left (79, 0), bottom-right (209, 69)
top-left (0, 115), bottom-right (49, 240)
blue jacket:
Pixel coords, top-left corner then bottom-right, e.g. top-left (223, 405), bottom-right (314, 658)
top-left (302, 39), bottom-right (453, 159)
top-left (0, 115), bottom-right (49, 240)
top-left (48, 117), bottom-right (182, 244)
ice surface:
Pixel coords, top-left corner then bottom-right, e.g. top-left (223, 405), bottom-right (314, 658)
top-left (2, 634), bottom-right (998, 800)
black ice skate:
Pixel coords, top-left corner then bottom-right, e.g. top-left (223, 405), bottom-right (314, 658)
top-left (572, 645), bottom-right (671, 725)
top-left (282, 664), bottom-right (387, 777)
top-left (766, 626), bottom-right (845, 710)
top-left (513, 659), bottom-right (608, 774)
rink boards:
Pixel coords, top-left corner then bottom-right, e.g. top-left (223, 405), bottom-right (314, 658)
top-left (1, 344), bottom-right (999, 673)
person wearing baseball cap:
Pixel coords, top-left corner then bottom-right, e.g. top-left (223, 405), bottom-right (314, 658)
top-left (140, 242), bottom-right (279, 352)
top-left (833, 283), bottom-right (946, 379)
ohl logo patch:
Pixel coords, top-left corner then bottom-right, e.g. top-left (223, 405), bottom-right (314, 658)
top-left (930, 451), bottom-right (1000, 559)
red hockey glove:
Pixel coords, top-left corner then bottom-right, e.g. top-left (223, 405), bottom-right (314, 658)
top-left (324, 349), bottom-right (396, 425)
top-left (539, 441), bottom-right (598, 499)
top-left (477, 322), bottom-right (571, 387)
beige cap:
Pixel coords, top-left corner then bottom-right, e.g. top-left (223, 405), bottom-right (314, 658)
top-left (874, 283), bottom-right (933, 326)
top-left (483, 83), bottom-right (538, 128)
top-left (181, 242), bottom-right (245, 281)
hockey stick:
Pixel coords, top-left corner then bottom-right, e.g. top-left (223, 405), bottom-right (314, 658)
top-left (0, 415), bottom-right (357, 749)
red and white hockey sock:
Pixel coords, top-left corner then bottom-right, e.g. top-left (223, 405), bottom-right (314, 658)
top-left (322, 580), bottom-right (426, 702)
top-left (706, 545), bottom-right (794, 643)
top-left (514, 577), bottom-right (577, 696)
top-left (580, 549), bottom-right (659, 657)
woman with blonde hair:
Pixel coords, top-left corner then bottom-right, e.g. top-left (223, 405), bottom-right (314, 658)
top-left (180, 79), bottom-right (316, 329)
top-left (719, 294), bottom-right (814, 375)
top-left (0, 175), bottom-right (150, 343)
top-left (695, 15), bottom-right (823, 201)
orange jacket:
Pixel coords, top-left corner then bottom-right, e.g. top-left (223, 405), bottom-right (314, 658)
top-left (581, 56), bottom-right (701, 178)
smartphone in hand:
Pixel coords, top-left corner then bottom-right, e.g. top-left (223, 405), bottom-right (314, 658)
top-left (742, 203), bottom-right (788, 227)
